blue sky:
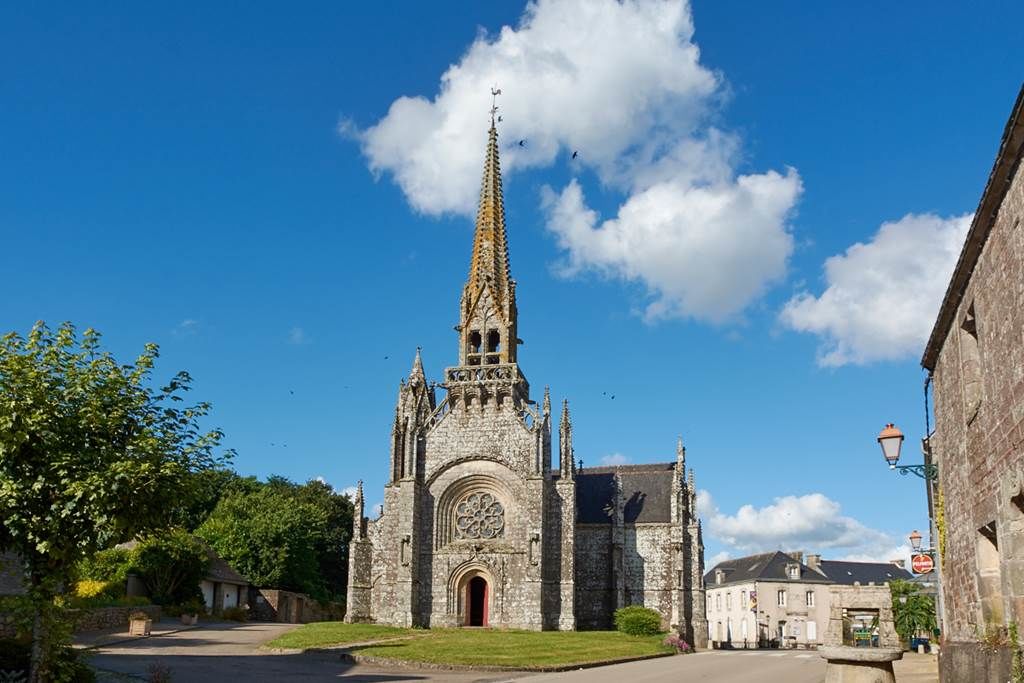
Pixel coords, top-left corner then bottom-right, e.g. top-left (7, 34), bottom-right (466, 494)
top-left (2, 1), bottom-right (1021, 565)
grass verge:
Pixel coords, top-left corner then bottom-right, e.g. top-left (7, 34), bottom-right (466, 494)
top-left (355, 628), bottom-right (673, 668)
top-left (263, 622), bottom-right (414, 650)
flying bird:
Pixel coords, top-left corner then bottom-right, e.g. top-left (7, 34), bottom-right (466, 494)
top-left (572, 150), bottom-right (579, 159)
top-left (518, 139), bottom-right (526, 147)
top-left (498, 115), bottom-right (503, 122)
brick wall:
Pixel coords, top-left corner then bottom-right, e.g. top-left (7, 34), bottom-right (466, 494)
top-left (929, 100), bottom-right (1024, 678)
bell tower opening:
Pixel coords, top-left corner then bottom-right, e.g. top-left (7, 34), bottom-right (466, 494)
top-left (467, 576), bottom-right (488, 627)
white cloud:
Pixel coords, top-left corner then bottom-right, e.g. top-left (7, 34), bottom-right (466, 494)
top-left (707, 550), bottom-right (731, 568)
top-left (781, 212), bottom-right (972, 366)
top-left (544, 170), bottom-right (801, 322)
top-left (338, 485), bottom-right (359, 499)
top-left (371, 502), bottom-right (384, 518)
top-left (698, 490), bottom-right (908, 564)
top-left (600, 453), bottom-right (630, 466)
top-left (288, 327), bottom-right (309, 345)
top-left (355, 0), bottom-right (718, 216)
top-left (173, 319), bottom-right (199, 337)
top-left (352, 0), bottom-right (801, 321)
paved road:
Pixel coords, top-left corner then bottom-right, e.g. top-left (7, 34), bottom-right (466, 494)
top-left (87, 622), bottom-right (509, 682)
top-left (518, 650), bottom-right (825, 683)
top-left (87, 624), bottom-right (934, 682)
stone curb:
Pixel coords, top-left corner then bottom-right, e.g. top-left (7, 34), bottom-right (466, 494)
top-left (262, 633), bottom-right (429, 655)
top-left (331, 649), bottom-right (676, 672)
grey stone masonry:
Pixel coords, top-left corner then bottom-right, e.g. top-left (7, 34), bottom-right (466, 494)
top-left (345, 121), bottom-right (706, 644)
top-left (921, 85), bottom-right (1024, 683)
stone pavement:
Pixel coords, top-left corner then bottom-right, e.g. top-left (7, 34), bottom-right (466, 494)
top-left (893, 652), bottom-right (940, 682)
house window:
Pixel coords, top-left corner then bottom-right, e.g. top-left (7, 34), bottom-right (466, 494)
top-left (741, 590), bottom-right (747, 609)
top-left (807, 620), bottom-right (817, 642)
top-left (777, 621), bottom-right (786, 639)
top-left (806, 591), bottom-right (815, 607)
top-left (716, 594), bottom-right (722, 611)
top-left (726, 592), bottom-right (732, 610)
top-left (787, 563), bottom-right (800, 580)
top-left (707, 595), bottom-right (712, 613)
top-left (777, 589), bottom-right (786, 607)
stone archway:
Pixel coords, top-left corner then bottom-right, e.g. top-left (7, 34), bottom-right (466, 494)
top-left (467, 575), bottom-right (488, 627)
top-left (448, 561), bottom-right (495, 627)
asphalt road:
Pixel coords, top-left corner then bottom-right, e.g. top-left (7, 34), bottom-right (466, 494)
top-left (518, 650), bottom-right (825, 683)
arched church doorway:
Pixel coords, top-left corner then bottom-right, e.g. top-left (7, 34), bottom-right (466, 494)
top-left (466, 576), bottom-right (488, 626)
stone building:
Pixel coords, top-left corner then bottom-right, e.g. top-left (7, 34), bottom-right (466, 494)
top-left (921, 85), bottom-right (1024, 681)
top-left (346, 120), bottom-right (707, 646)
top-left (704, 551), bottom-right (909, 649)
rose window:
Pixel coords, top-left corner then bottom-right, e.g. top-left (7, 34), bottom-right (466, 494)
top-left (454, 492), bottom-right (505, 540)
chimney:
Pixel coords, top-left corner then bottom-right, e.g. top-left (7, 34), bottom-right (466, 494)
top-left (890, 559), bottom-right (906, 569)
top-left (787, 550), bottom-right (804, 565)
top-left (806, 554), bottom-right (821, 572)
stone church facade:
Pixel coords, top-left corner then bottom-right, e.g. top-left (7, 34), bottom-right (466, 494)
top-left (346, 121), bottom-right (707, 646)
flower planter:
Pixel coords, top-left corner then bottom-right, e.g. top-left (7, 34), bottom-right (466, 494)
top-left (180, 613), bottom-right (199, 626)
top-left (128, 617), bottom-right (152, 636)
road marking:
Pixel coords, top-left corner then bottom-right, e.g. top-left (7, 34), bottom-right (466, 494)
top-left (768, 653), bottom-right (787, 657)
top-left (796, 654), bottom-right (815, 659)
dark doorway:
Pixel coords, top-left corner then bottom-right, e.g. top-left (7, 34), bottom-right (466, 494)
top-left (467, 576), bottom-right (488, 626)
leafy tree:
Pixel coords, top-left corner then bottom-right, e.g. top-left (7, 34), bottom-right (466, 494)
top-left (890, 579), bottom-right (937, 644)
top-left (196, 477), bottom-right (354, 602)
top-left (293, 479), bottom-right (353, 601)
top-left (130, 529), bottom-right (210, 606)
top-left (197, 485), bottom-right (329, 599)
top-left (0, 322), bottom-right (229, 681)
top-left (167, 467), bottom-right (253, 531)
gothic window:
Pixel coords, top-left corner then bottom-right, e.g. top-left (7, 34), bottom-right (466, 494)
top-left (486, 330), bottom-right (501, 353)
top-left (454, 491), bottom-right (505, 540)
top-left (469, 330), bottom-right (482, 354)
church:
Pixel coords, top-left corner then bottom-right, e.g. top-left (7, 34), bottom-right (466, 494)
top-left (345, 119), bottom-right (707, 647)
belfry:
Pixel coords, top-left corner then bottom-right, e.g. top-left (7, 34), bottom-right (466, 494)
top-left (345, 115), bottom-right (707, 645)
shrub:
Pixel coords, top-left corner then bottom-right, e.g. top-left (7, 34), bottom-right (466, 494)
top-left (663, 633), bottom-right (692, 653)
top-left (76, 547), bottom-right (134, 584)
top-left (221, 606), bottom-right (248, 622)
top-left (131, 529), bottom-right (210, 606)
top-left (614, 606), bottom-right (664, 636)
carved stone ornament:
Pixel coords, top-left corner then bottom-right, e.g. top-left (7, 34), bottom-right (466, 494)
top-left (455, 492), bottom-right (505, 540)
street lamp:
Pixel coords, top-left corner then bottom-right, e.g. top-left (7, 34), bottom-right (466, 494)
top-left (876, 423), bottom-right (938, 480)
top-left (908, 529), bottom-right (922, 552)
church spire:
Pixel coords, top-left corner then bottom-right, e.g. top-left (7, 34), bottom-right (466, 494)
top-left (560, 399), bottom-right (574, 478)
top-left (457, 108), bottom-right (519, 366)
top-left (409, 347), bottom-right (425, 385)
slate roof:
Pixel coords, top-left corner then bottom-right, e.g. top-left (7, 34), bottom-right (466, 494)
top-left (816, 560), bottom-right (912, 586)
top-left (703, 551), bottom-right (832, 587)
top-left (205, 547), bottom-right (248, 585)
top-left (575, 463), bottom-right (676, 523)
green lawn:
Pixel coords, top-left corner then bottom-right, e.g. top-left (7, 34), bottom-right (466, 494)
top-left (263, 622), bottom-right (414, 650)
top-left (357, 628), bottom-right (673, 668)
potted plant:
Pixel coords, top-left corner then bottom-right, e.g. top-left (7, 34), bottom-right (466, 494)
top-left (179, 599), bottom-right (204, 625)
top-left (128, 610), bottom-right (152, 636)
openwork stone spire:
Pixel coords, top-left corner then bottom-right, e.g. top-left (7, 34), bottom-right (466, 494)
top-left (458, 121), bottom-right (519, 366)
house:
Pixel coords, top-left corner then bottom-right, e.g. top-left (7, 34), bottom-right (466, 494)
top-left (920, 84), bottom-right (1024, 681)
top-left (704, 551), bottom-right (911, 648)
top-left (200, 547), bottom-right (248, 615)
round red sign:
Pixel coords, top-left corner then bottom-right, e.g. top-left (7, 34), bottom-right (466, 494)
top-left (911, 554), bottom-right (934, 574)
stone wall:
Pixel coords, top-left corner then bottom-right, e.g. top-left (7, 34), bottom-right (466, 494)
top-left (823, 585), bottom-right (898, 648)
top-left (249, 588), bottom-right (343, 624)
top-left (928, 96), bottom-right (1024, 674)
top-left (69, 605), bottom-right (161, 633)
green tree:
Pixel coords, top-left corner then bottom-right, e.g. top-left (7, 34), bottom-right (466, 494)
top-left (890, 579), bottom-right (937, 645)
top-left (130, 529), bottom-right (210, 606)
top-left (0, 322), bottom-right (229, 681)
top-left (294, 479), bottom-right (353, 601)
top-left (196, 484), bottom-right (330, 599)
